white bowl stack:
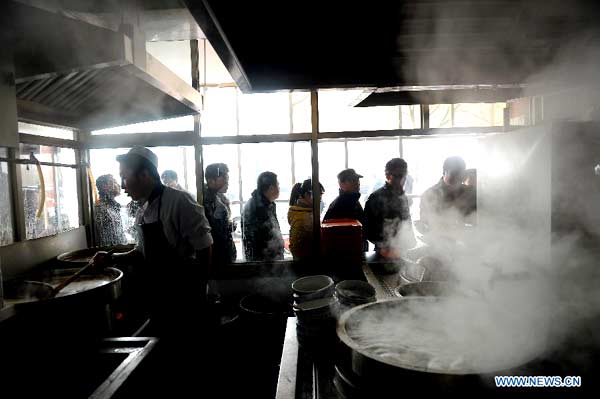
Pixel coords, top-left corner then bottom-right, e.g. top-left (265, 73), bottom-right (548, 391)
top-left (291, 275), bottom-right (337, 352)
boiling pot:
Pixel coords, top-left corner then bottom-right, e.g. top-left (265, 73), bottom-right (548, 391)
top-left (336, 297), bottom-right (545, 394)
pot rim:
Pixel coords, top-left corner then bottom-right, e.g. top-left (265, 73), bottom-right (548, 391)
top-left (336, 297), bottom-right (543, 376)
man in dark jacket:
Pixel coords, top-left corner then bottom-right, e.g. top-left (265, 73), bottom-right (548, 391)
top-left (420, 156), bottom-right (476, 232)
top-left (204, 163), bottom-right (237, 265)
top-left (242, 171), bottom-right (284, 261)
top-left (365, 158), bottom-right (416, 257)
top-left (324, 168), bottom-right (368, 251)
top-left (324, 168), bottom-right (365, 223)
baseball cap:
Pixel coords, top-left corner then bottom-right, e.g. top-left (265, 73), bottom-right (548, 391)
top-left (337, 168), bottom-right (363, 182)
top-left (116, 146), bottom-right (159, 169)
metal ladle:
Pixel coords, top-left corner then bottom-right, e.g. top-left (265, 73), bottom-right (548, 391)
top-left (45, 249), bottom-right (116, 299)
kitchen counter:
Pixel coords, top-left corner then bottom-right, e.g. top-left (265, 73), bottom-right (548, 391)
top-left (276, 317), bottom-right (339, 399)
top-left (276, 262), bottom-right (600, 398)
top-left (361, 263), bottom-right (401, 298)
top-left (276, 263), bottom-right (399, 399)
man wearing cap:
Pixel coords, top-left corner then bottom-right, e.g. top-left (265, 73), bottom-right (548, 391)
top-left (420, 156), bottom-right (476, 232)
top-left (324, 168), bottom-right (365, 224)
top-left (93, 146), bottom-right (213, 336)
top-left (365, 158), bottom-right (416, 258)
top-left (203, 163), bottom-right (236, 266)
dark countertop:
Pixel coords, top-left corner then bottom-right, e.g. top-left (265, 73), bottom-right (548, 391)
top-left (0, 303), bottom-right (16, 323)
top-left (276, 317), bottom-right (339, 399)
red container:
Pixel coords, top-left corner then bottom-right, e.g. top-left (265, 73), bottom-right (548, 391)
top-left (321, 219), bottom-right (363, 259)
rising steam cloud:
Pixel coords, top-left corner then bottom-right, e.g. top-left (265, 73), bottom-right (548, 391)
top-left (356, 0), bottom-right (600, 377)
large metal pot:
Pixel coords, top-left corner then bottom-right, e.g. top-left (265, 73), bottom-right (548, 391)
top-left (2, 267), bottom-right (124, 341)
top-left (3, 267), bottom-right (123, 308)
top-left (336, 297), bottom-right (545, 394)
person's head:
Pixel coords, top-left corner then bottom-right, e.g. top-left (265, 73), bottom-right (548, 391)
top-left (463, 168), bottom-right (477, 187)
top-left (116, 147), bottom-right (161, 201)
top-left (96, 174), bottom-right (120, 199)
top-left (161, 170), bottom-right (179, 188)
top-left (442, 156), bottom-right (467, 187)
top-left (290, 179), bottom-right (325, 206)
top-left (205, 163), bottom-right (229, 193)
top-left (385, 158), bottom-right (408, 191)
top-left (337, 169), bottom-right (362, 193)
top-left (257, 171), bottom-right (279, 202)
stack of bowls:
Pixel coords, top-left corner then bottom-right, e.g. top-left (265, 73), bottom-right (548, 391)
top-left (334, 280), bottom-right (376, 316)
top-left (291, 275), bottom-right (336, 352)
top-left (292, 275), bottom-right (334, 304)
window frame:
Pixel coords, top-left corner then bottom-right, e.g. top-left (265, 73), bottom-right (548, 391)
top-left (0, 131), bottom-right (84, 244)
top-left (0, 38), bottom-right (521, 263)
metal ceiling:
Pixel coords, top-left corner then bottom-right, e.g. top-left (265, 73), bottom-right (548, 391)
top-left (183, 0), bottom-right (600, 93)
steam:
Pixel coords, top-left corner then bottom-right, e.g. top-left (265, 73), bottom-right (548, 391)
top-left (355, 0), bottom-right (600, 378)
top-left (349, 296), bottom-right (547, 374)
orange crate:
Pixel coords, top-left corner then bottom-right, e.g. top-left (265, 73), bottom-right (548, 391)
top-left (321, 219), bottom-right (363, 258)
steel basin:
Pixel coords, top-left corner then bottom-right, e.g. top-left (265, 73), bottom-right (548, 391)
top-left (336, 297), bottom-right (545, 393)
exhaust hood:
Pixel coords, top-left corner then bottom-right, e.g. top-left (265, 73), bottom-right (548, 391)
top-left (9, 1), bottom-right (202, 131)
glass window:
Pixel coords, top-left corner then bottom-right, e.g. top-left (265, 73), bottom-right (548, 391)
top-left (318, 140), bottom-right (346, 213)
top-left (400, 105), bottom-right (422, 129)
top-left (200, 87), bottom-right (237, 137)
top-left (199, 39), bottom-right (235, 86)
top-left (430, 103), bottom-right (506, 128)
top-left (292, 141), bottom-right (312, 185)
top-left (291, 92), bottom-right (312, 133)
top-left (347, 138), bottom-right (401, 208)
top-left (201, 89), bottom-right (310, 137)
top-left (240, 143), bottom-right (292, 201)
top-left (19, 144), bottom-right (76, 165)
top-left (202, 144), bottom-right (240, 202)
top-left (91, 115), bottom-right (194, 135)
top-left (430, 104), bottom-right (452, 128)
top-left (1, 159), bottom-right (13, 246)
top-left (146, 40), bottom-right (192, 85)
top-left (89, 146), bottom-right (197, 244)
top-left (238, 91), bottom-right (291, 135)
top-left (318, 89), bottom-right (401, 132)
top-left (0, 147), bottom-right (7, 158)
top-left (18, 122), bottom-right (74, 140)
top-left (155, 146), bottom-right (197, 196)
top-left (21, 164), bottom-right (79, 240)
top-left (453, 103), bottom-right (505, 127)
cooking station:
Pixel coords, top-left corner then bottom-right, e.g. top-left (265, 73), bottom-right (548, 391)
top-left (0, 255), bottom-right (161, 398)
top-left (277, 262), bottom-right (600, 399)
